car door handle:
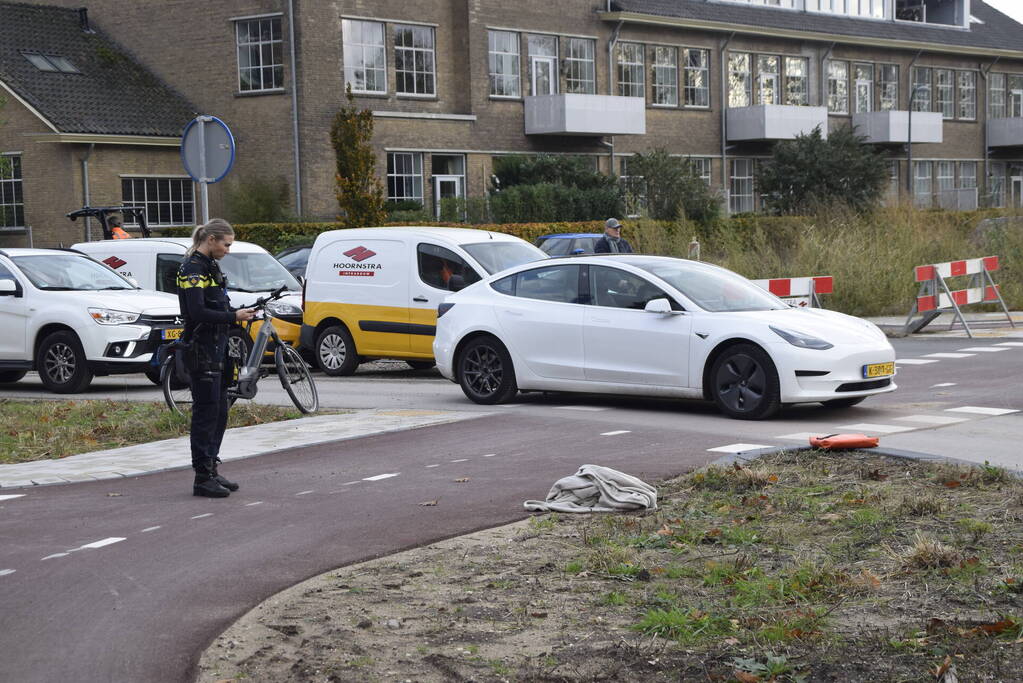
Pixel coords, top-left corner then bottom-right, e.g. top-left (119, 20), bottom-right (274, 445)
top-left (413, 296), bottom-right (429, 303)
top-left (503, 310), bottom-right (524, 317)
top-left (590, 317), bottom-right (611, 323)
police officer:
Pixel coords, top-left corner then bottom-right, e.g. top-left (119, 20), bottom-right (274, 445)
top-left (177, 219), bottom-right (255, 498)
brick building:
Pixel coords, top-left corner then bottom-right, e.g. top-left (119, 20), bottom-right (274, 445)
top-left (3, 0), bottom-right (1023, 246)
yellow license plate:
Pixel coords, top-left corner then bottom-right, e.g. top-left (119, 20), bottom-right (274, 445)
top-left (863, 362), bottom-right (895, 378)
top-left (162, 328), bottom-right (184, 340)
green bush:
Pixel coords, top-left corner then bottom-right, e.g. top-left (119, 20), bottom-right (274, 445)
top-left (489, 183), bottom-right (624, 223)
top-left (624, 149), bottom-right (723, 226)
top-left (492, 154), bottom-right (614, 191)
top-left (222, 176), bottom-right (292, 224)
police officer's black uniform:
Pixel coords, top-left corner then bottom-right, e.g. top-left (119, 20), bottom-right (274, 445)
top-left (177, 251), bottom-right (240, 498)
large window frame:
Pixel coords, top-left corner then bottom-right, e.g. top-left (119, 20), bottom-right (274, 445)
top-left (652, 46), bottom-right (679, 107)
top-left (728, 52), bottom-right (752, 108)
top-left (913, 161), bottom-right (933, 208)
top-left (757, 55), bottom-right (780, 106)
top-left (989, 73), bottom-right (1006, 119)
top-left (827, 59), bottom-right (849, 114)
top-left (564, 37), bottom-right (596, 95)
top-left (879, 63), bottom-right (899, 111)
top-left (121, 177), bottom-right (195, 227)
top-left (957, 71), bottom-right (976, 121)
top-left (235, 16), bottom-right (284, 93)
top-left (394, 24), bottom-right (436, 96)
top-left (935, 68), bottom-right (954, 119)
top-left (527, 34), bottom-right (559, 96)
top-left (912, 66), bottom-right (932, 112)
top-left (616, 42), bottom-right (645, 98)
top-left (0, 155), bottom-right (24, 229)
top-left (386, 152), bottom-right (424, 204)
top-left (784, 56), bottom-right (808, 106)
top-left (342, 19), bottom-right (386, 94)
top-left (488, 30), bottom-right (520, 98)
top-left (684, 48), bottom-right (710, 108)
top-left (729, 158), bottom-right (756, 214)
top-left (853, 62), bottom-right (874, 113)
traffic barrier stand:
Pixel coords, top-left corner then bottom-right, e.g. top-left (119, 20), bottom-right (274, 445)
top-left (903, 256), bottom-right (1014, 337)
top-left (751, 275), bottom-right (833, 308)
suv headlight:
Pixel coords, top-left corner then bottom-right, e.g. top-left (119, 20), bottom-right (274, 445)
top-left (265, 300), bottom-right (303, 316)
top-left (88, 308), bottom-right (141, 325)
top-left (770, 325), bottom-right (833, 350)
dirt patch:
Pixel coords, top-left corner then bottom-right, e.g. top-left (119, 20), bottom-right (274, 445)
top-left (199, 451), bottom-right (1023, 682)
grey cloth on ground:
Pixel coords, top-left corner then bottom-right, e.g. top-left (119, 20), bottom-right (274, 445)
top-left (523, 464), bottom-right (657, 513)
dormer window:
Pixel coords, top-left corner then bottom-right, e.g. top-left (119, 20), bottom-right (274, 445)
top-left (21, 52), bottom-right (80, 74)
top-left (895, 0), bottom-right (970, 28)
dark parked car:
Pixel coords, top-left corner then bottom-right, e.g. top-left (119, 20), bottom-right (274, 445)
top-left (534, 233), bottom-right (601, 257)
top-left (274, 244), bottom-right (312, 279)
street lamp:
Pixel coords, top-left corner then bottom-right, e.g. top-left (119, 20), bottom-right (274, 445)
top-left (907, 84), bottom-right (931, 197)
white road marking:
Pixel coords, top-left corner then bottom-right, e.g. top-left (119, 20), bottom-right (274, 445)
top-left (555, 405), bottom-right (607, 412)
top-left (342, 480), bottom-right (362, 485)
top-left (450, 458), bottom-right (468, 463)
top-left (946, 406), bottom-right (1020, 416)
top-left (79, 537), bottom-right (125, 550)
top-left (245, 501), bottom-right (263, 506)
top-left (895, 358), bottom-right (939, 365)
top-left (363, 473), bottom-right (399, 481)
top-left (140, 526), bottom-right (161, 533)
top-left (931, 383), bottom-right (957, 388)
top-left (425, 464), bottom-right (440, 468)
top-left (190, 513), bottom-right (213, 520)
top-left (957, 347), bottom-right (1009, 353)
top-left (600, 430), bottom-right (632, 436)
top-left (922, 353), bottom-right (975, 359)
top-left (41, 553), bottom-right (69, 561)
top-left (837, 423), bottom-right (917, 434)
top-left (0, 494), bottom-right (26, 502)
top-left (707, 443), bottom-right (771, 453)
top-left (295, 490), bottom-right (313, 496)
top-left (894, 415), bottom-right (969, 425)
top-left (0, 569), bottom-right (15, 577)
top-left (994, 342), bottom-right (1023, 347)
top-left (482, 453), bottom-right (496, 457)
top-left (774, 433), bottom-right (818, 441)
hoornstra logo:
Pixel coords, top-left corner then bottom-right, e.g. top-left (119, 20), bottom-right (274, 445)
top-left (342, 246), bottom-right (376, 262)
top-left (103, 255), bottom-right (127, 270)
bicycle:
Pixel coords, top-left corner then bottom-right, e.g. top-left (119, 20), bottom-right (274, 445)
top-left (161, 287), bottom-right (319, 416)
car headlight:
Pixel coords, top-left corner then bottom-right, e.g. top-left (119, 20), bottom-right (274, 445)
top-left (770, 325), bottom-right (833, 350)
top-left (88, 308), bottom-right (141, 325)
top-left (265, 300), bottom-right (303, 316)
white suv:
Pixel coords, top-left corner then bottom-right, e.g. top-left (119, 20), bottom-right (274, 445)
top-left (0, 248), bottom-right (181, 393)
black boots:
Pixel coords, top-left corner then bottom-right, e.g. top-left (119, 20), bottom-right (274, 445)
top-left (213, 458), bottom-right (239, 491)
top-left (193, 475), bottom-right (231, 498)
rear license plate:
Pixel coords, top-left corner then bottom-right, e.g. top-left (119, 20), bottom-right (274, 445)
top-left (162, 328), bottom-right (183, 340)
top-left (862, 362), bottom-right (895, 379)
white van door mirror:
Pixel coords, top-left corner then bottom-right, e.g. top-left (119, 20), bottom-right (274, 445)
top-left (0, 278), bottom-right (18, 295)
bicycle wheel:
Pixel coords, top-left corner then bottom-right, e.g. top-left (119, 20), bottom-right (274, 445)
top-left (275, 344), bottom-right (319, 414)
top-left (161, 356), bottom-right (193, 417)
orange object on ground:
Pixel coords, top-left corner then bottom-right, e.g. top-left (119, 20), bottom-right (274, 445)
top-left (809, 433), bottom-right (879, 450)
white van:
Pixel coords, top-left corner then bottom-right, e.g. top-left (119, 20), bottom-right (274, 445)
top-left (302, 227), bottom-right (546, 375)
top-left (72, 238), bottom-right (304, 354)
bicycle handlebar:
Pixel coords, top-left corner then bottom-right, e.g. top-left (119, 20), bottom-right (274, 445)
top-left (248, 286), bottom-right (288, 311)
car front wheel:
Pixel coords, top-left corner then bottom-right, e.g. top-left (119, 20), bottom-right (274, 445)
top-left (315, 325), bottom-right (359, 376)
top-left (709, 343), bottom-right (780, 420)
top-left (37, 330), bottom-right (94, 394)
top-left (457, 336), bottom-right (517, 405)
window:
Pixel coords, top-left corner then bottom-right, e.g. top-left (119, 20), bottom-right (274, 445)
top-left (935, 69), bottom-right (954, 118)
top-left (879, 64), bottom-right (898, 111)
top-left (616, 42), bottom-right (644, 98)
top-left (913, 161), bottom-right (932, 208)
top-left (0, 155), bottom-right (24, 229)
top-left (590, 266), bottom-right (668, 310)
top-left (808, 0), bottom-right (886, 17)
top-left (730, 159), bottom-right (755, 214)
top-left (728, 52), bottom-right (751, 107)
top-left (785, 57), bottom-right (808, 106)
top-left (513, 265), bottom-right (581, 304)
top-left (959, 162), bottom-right (977, 189)
top-left (565, 38), bottom-right (595, 94)
top-left (885, 160), bottom-right (900, 205)
top-left (912, 67), bottom-right (931, 112)
top-left (936, 161), bottom-right (955, 193)
top-left (386, 152), bottom-right (423, 203)
top-left (21, 52), bottom-right (79, 74)
top-left (491, 273), bottom-right (515, 295)
top-left (989, 161), bottom-right (1006, 208)
top-left (156, 253), bottom-right (185, 293)
top-left (690, 158), bottom-right (712, 185)
top-left (758, 55), bottom-right (779, 105)
top-left (684, 48), bottom-right (710, 107)
top-left (235, 17), bottom-right (283, 92)
top-left (488, 30), bottom-right (520, 97)
top-left (652, 46), bottom-right (678, 106)
top-left (121, 177), bottom-right (194, 227)
top-left (619, 156), bottom-right (646, 217)
top-left (417, 243), bottom-right (480, 291)
top-left (989, 73), bottom-right (1006, 119)
top-left (342, 19), bottom-right (386, 93)
top-left (1011, 75), bottom-right (1023, 117)
top-left (827, 60), bottom-right (849, 113)
top-left (958, 71), bottom-right (976, 120)
top-left (527, 34), bottom-right (558, 96)
top-left (853, 63), bottom-right (873, 113)
top-left (394, 25), bottom-right (435, 96)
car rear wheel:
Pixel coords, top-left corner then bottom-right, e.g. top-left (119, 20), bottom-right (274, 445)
top-left (821, 396), bottom-right (867, 409)
top-left (315, 325), bottom-right (359, 376)
top-left (0, 369), bottom-right (27, 384)
top-left (457, 336), bottom-right (517, 405)
top-left (709, 343), bottom-right (780, 420)
top-left (37, 330), bottom-right (93, 394)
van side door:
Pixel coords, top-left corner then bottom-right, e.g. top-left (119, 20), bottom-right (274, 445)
top-left (409, 242), bottom-right (483, 356)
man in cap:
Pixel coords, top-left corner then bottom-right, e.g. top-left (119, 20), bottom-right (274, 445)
top-left (593, 218), bottom-right (633, 254)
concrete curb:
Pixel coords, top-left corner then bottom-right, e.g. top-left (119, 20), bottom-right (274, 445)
top-left (709, 444), bottom-right (1004, 472)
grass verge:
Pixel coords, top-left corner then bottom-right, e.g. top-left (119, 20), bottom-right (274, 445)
top-left (0, 399), bottom-right (312, 464)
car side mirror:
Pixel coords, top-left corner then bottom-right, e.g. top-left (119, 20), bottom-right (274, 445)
top-left (644, 297), bottom-right (683, 315)
top-left (0, 278), bottom-right (18, 296)
top-left (127, 277), bottom-right (140, 288)
top-left (448, 274), bottom-right (466, 292)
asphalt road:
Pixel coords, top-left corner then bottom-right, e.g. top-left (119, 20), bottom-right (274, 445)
top-left (1, 336), bottom-right (1021, 682)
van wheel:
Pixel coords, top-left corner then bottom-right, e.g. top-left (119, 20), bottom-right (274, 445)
top-left (316, 325), bottom-right (359, 376)
top-left (38, 330), bottom-right (94, 393)
top-left (0, 370), bottom-right (27, 384)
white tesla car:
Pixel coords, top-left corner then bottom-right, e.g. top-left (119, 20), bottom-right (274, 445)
top-left (433, 255), bottom-right (896, 419)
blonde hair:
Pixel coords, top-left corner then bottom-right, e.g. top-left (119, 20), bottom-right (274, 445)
top-left (187, 218), bottom-right (234, 255)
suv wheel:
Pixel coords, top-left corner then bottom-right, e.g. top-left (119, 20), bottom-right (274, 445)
top-left (38, 330), bottom-right (94, 393)
top-left (315, 325), bottom-right (359, 376)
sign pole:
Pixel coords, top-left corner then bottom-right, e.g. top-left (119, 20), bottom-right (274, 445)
top-left (198, 116), bottom-right (210, 224)
top-left (181, 114), bottom-right (236, 227)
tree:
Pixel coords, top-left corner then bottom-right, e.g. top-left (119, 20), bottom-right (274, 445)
top-left (488, 154), bottom-right (623, 223)
top-left (492, 154), bottom-right (617, 191)
top-left (757, 125), bottom-right (888, 215)
top-left (330, 88), bottom-right (386, 227)
top-left (624, 149), bottom-right (722, 226)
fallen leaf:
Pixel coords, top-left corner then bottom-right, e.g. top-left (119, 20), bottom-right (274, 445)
top-left (978, 618), bottom-right (1016, 635)
top-left (932, 654), bottom-right (953, 679)
top-left (530, 612), bottom-right (548, 618)
top-left (767, 474), bottom-right (779, 483)
top-left (733, 671), bottom-right (760, 683)
top-left (656, 525), bottom-right (674, 536)
top-left (454, 477), bottom-right (469, 483)
top-left (944, 480), bottom-right (962, 488)
top-left (418, 500), bottom-right (438, 506)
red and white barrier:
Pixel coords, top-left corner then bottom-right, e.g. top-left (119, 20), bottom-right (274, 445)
top-left (752, 276), bottom-right (832, 308)
top-left (905, 255), bottom-right (1013, 337)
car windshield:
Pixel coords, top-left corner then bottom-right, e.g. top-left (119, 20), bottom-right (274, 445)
top-left (13, 254), bottom-right (136, 291)
top-left (461, 241), bottom-right (547, 275)
top-left (633, 260), bottom-right (785, 312)
top-left (220, 252), bottom-right (302, 293)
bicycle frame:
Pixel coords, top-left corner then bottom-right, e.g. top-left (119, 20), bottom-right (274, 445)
top-left (233, 312), bottom-right (283, 400)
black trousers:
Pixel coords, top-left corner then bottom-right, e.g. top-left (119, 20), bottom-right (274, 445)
top-left (190, 368), bottom-right (230, 476)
